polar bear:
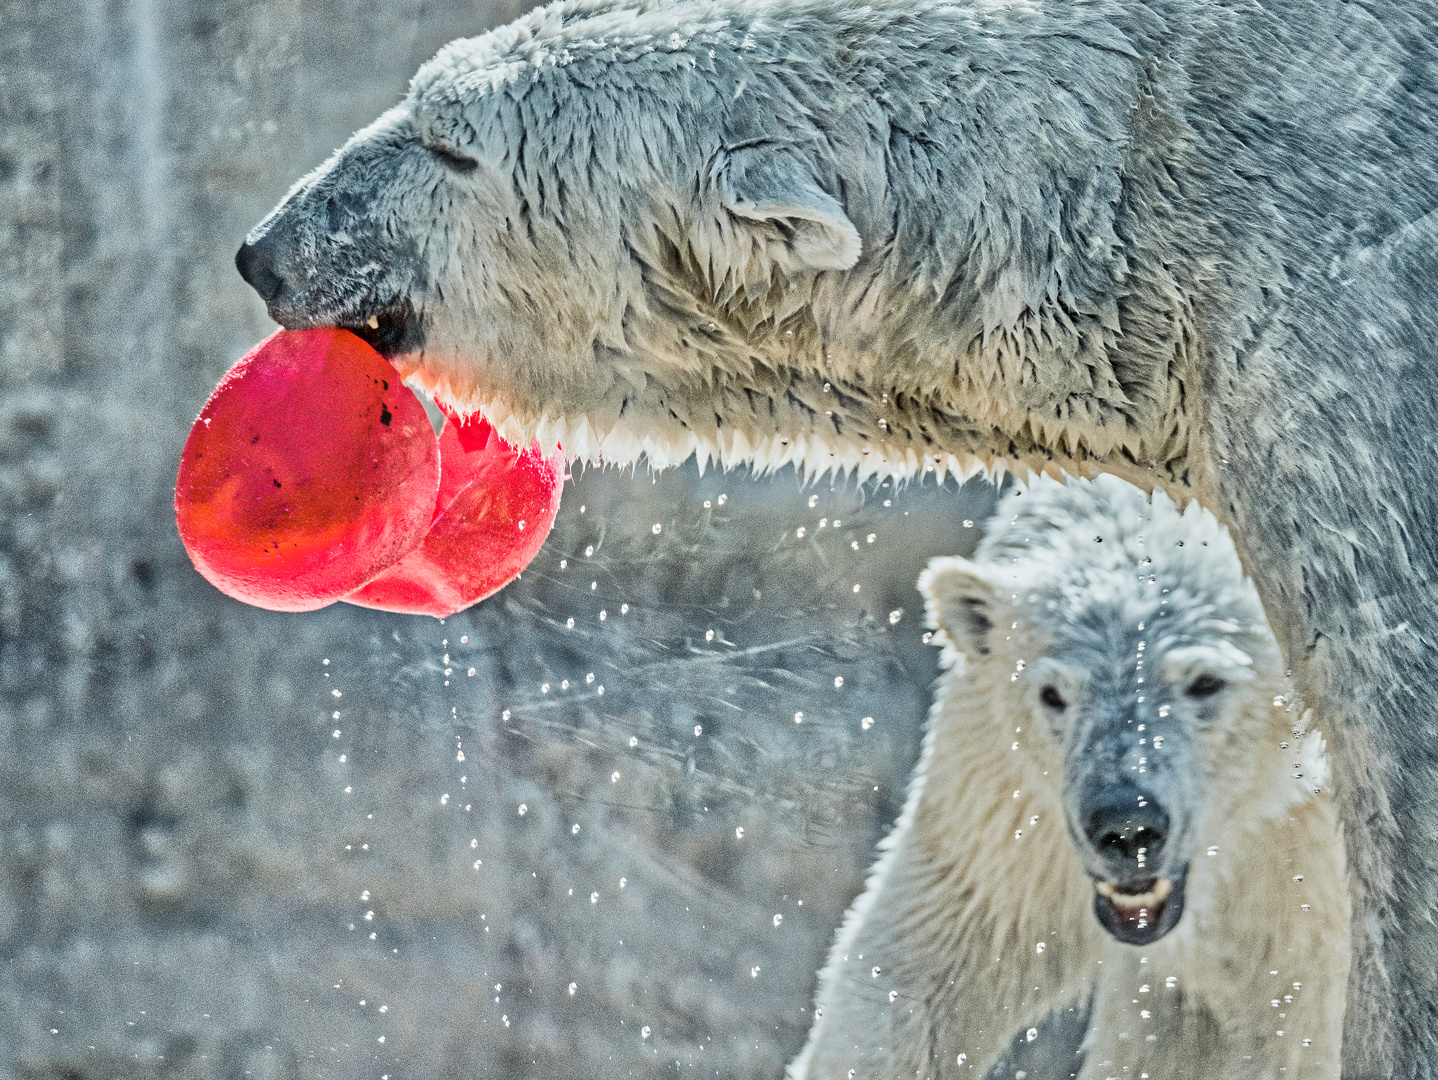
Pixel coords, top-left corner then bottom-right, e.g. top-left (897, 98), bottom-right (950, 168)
top-left (233, 1), bottom-right (1438, 1072)
top-left (791, 476), bottom-right (1349, 1080)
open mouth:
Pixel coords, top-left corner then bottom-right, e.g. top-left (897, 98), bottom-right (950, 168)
top-left (343, 299), bottom-right (422, 359)
top-left (1092, 873), bottom-right (1186, 945)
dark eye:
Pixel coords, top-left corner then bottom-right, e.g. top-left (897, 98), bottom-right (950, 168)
top-left (1040, 685), bottom-right (1067, 710)
top-left (1186, 674), bottom-right (1226, 698)
top-left (427, 143), bottom-right (478, 173)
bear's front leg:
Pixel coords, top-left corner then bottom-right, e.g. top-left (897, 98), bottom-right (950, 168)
top-left (791, 774), bottom-right (1099, 1080)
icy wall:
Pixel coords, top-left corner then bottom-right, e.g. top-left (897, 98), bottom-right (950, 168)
top-left (0, 2), bottom-right (998, 1076)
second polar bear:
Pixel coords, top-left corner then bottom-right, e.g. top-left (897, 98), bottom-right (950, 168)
top-left (793, 477), bottom-right (1348, 1080)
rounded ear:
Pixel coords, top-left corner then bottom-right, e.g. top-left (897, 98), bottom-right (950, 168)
top-left (711, 146), bottom-right (861, 286)
top-left (918, 557), bottom-right (1002, 657)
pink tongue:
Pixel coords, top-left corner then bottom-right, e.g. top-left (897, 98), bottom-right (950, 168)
top-left (174, 327), bottom-right (562, 616)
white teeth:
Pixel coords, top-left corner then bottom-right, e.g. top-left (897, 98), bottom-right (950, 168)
top-left (1095, 878), bottom-right (1172, 908)
top-left (367, 315), bottom-right (379, 329)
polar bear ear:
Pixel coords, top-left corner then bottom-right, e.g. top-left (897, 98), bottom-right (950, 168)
top-left (713, 148), bottom-right (861, 279)
top-left (919, 557), bottom-right (1002, 658)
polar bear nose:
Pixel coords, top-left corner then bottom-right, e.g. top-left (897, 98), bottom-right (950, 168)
top-left (235, 235), bottom-right (285, 303)
top-left (1081, 786), bottom-right (1170, 871)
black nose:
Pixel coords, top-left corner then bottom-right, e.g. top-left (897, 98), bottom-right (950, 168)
top-left (235, 235), bottom-right (284, 302)
top-left (1082, 785), bottom-right (1169, 871)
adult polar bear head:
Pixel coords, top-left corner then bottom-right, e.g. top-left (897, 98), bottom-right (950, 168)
top-left (237, 0), bottom-right (1200, 484)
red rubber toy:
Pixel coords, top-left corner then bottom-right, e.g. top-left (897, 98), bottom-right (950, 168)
top-left (175, 328), bottom-right (439, 611)
top-left (344, 411), bottom-right (564, 618)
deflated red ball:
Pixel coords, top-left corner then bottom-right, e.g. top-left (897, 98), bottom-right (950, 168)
top-left (344, 411), bottom-right (564, 618)
top-left (175, 328), bottom-right (439, 611)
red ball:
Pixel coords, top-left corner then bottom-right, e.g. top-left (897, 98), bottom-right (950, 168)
top-left (175, 328), bottom-right (439, 612)
top-left (344, 411), bottom-right (564, 618)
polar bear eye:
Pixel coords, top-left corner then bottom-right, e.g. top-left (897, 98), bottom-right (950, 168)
top-left (426, 142), bottom-right (479, 174)
top-left (1039, 685), bottom-right (1067, 710)
top-left (1186, 673), bottom-right (1226, 698)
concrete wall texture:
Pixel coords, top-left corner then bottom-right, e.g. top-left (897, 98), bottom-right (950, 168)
top-left (0, 2), bottom-right (1000, 1077)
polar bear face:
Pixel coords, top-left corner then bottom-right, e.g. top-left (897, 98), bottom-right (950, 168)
top-left (920, 476), bottom-right (1287, 945)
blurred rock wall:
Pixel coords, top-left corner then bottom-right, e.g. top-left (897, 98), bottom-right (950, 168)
top-left (0, 2), bottom-right (999, 1077)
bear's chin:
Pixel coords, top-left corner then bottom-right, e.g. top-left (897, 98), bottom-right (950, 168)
top-left (1092, 872), bottom-right (1187, 945)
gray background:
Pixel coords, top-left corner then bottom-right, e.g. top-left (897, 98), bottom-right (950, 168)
top-left (0, 2), bottom-right (1001, 1076)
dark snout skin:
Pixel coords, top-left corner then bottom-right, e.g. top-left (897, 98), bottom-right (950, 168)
top-left (1079, 780), bottom-right (1170, 886)
top-left (236, 232), bottom-right (285, 304)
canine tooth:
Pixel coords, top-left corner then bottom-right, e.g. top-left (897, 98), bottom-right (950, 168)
top-left (366, 315), bottom-right (379, 329)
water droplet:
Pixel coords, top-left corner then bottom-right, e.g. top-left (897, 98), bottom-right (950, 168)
top-left (1207, 845), bottom-right (1218, 856)
top-left (773, 913), bottom-right (783, 927)
top-left (1036, 942), bottom-right (1045, 954)
top-left (888, 990), bottom-right (899, 1002)
top-left (796, 527), bottom-right (806, 538)
top-left (517, 804), bottom-right (527, 816)
top-left (808, 494), bottom-right (819, 508)
top-left (694, 724), bottom-right (703, 736)
top-left (1027, 1027), bottom-right (1038, 1042)
top-left (590, 891), bottom-right (598, 903)
top-left (861, 716), bottom-right (874, 730)
top-left (611, 771), bottom-right (621, 783)
top-left (585, 545), bottom-right (594, 557)
top-left (652, 523), bottom-right (662, 534)
top-left (888, 609), bottom-right (902, 624)
top-left (794, 712), bottom-right (803, 724)
top-left (569, 982), bottom-right (577, 995)
top-left (834, 676), bottom-right (844, 688)
top-left (705, 629), bottom-right (714, 641)
top-left (871, 966), bottom-right (881, 978)
top-left (957, 1054), bottom-right (967, 1066)
top-left (571, 823), bottom-right (580, 834)
top-left (641, 1026), bottom-right (651, 1040)
top-left (735, 826), bottom-right (744, 838)
top-left (629, 736), bottom-right (638, 747)
top-left (1166, 976), bottom-right (1177, 988)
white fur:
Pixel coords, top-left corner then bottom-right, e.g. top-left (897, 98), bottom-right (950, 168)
top-left (791, 478), bottom-right (1349, 1080)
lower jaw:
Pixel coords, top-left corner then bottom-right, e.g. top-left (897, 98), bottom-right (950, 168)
top-left (1092, 873), bottom-right (1187, 945)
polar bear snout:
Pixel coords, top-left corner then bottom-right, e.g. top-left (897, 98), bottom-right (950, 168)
top-left (1073, 781), bottom-right (1191, 943)
top-left (1078, 781), bottom-right (1171, 880)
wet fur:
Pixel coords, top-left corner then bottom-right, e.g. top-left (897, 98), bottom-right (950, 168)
top-left (242, 2), bottom-right (1438, 1073)
top-left (791, 478), bottom-right (1349, 1080)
